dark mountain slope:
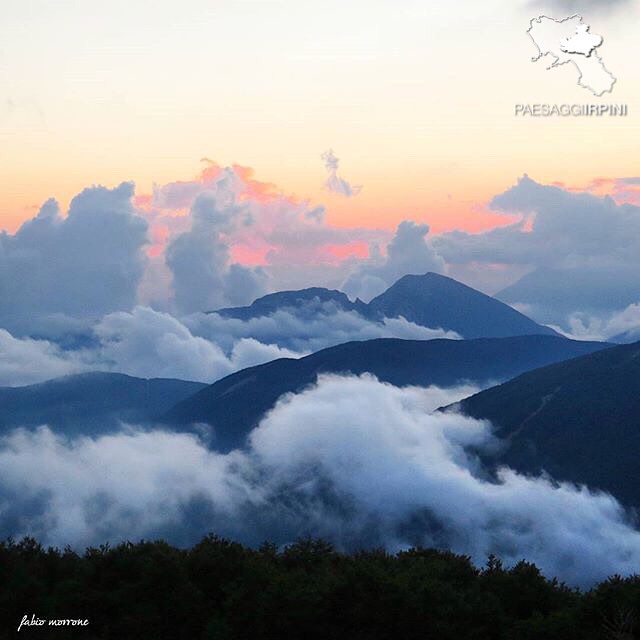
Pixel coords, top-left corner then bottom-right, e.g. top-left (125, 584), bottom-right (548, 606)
top-left (457, 341), bottom-right (640, 505)
top-left (161, 335), bottom-right (607, 452)
top-left (367, 273), bottom-right (558, 339)
top-left (0, 372), bottom-right (206, 436)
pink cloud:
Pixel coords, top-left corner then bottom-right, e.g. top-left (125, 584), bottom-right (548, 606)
top-left (136, 160), bottom-right (388, 272)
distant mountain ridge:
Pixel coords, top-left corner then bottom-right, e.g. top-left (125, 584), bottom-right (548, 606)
top-left (496, 266), bottom-right (640, 325)
top-left (214, 287), bottom-right (367, 320)
top-left (212, 272), bottom-right (558, 339)
top-left (161, 335), bottom-right (607, 452)
top-left (456, 341), bottom-right (640, 506)
top-left (0, 372), bottom-right (206, 436)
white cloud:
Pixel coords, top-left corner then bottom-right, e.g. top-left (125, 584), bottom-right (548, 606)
top-left (0, 426), bottom-right (244, 546)
top-left (94, 306), bottom-right (301, 383)
top-left (0, 183), bottom-right (148, 334)
top-left (0, 302), bottom-right (458, 387)
top-left (3, 375), bottom-right (640, 587)
top-left (91, 305), bottom-right (457, 383)
top-left (549, 302), bottom-right (640, 342)
top-left (185, 303), bottom-right (459, 354)
top-left (0, 329), bottom-right (89, 387)
top-left (435, 175), bottom-right (640, 269)
top-left (165, 179), bottom-right (268, 313)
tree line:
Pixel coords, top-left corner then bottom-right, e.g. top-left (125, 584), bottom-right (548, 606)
top-left (0, 534), bottom-right (638, 639)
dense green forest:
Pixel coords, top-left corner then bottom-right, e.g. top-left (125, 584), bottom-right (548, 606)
top-left (0, 535), bottom-right (638, 639)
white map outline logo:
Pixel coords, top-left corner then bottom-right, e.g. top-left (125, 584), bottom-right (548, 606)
top-left (527, 15), bottom-right (616, 96)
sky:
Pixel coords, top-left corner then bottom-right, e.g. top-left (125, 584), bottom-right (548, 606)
top-left (2, 0), bottom-right (639, 234)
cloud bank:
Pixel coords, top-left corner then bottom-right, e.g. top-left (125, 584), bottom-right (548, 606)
top-left (186, 302), bottom-right (459, 354)
top-left (0, 329), bottom-right (89, 386)
top-left (0, 183), bottom-right (148, 334)
top-left (0, 304), bottom-right (457, 386)
top-left (2, 375), bottom-right (640, 587)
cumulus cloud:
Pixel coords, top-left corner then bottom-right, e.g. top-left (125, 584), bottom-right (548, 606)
top-left (343, 221), bottom-right (446, 301)
top-left (138, 160), bottom-right (385, 301)
top-left (165, 178), bottom-right (268, 313)
top-left (433, 175), bottom-right (640, 326)
top-left (3, 375), bottom-right (640, 587)
top-left (0, 183), bottom-right (148, 334)
top-left (321, 149), bottom-right (362, 197)
top-left (0, 161), bottom-right (428, 333)
top-left (94, 307), bottom-right (302, 383)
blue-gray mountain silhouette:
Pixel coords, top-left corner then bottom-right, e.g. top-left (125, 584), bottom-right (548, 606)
top-left (456, 341), bottom-right (640, 506)
top-left (366, 273), bottom-right (557, 338)
top-left (213, 272), bottom-right (558, 339)
top-left (0, 372), bottom-right (206, 437)
top-left (215, 287), bottom-right (367, 319)
top-left (161, 335), bottom-right (606, 452)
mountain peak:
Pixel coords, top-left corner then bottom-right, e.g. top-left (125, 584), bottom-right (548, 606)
top-left (387, 271), bottom-right (488, 293)
top-left (367, 272), bottom-right (557, 339)
top-left (397, 271), bottom-right (450, 281)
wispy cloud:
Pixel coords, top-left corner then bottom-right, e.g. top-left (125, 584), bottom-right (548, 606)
top-left (321, 149), bottom-right (362, 197)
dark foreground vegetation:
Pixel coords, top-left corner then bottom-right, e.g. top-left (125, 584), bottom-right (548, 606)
top-left (1, 535), bottom-right (639, 640)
